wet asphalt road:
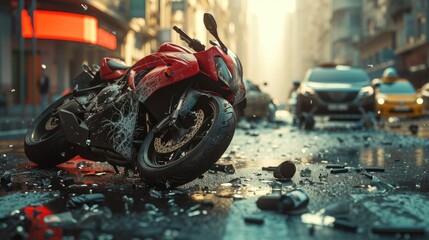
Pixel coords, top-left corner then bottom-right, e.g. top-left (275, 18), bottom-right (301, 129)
top-left (0, 114), bottom-right (428, 240)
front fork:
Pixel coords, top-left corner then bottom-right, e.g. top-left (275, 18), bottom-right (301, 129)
top-left (153, 88), bottom-right (207, 133)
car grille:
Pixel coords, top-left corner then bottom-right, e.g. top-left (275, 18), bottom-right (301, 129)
top-left (317, 91), bottom-right (358, 103)
top-left (389, 109), bottom-right (413, 114)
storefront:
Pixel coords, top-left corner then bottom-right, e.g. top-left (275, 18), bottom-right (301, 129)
top-left (0, 0), bottom-right (151, 112)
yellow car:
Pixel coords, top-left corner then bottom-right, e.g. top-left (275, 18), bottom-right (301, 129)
top-left (375, 79), bottom-right (424, 118)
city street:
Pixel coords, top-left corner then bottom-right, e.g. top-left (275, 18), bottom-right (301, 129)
top-left (0, 113), bottom-right (428, 240)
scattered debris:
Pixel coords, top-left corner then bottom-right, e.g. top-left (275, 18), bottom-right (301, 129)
top-left (330, 166), bottom-right (385, 174)
top-left (1, 170), bottom-right (31, 189)
top-left (408, 124), bottom-right (419, 135)
top-left (244, 216), bottom-right (264, 225)
top-left (325, 164), bottom-right (345, 169)
top-left (271, 161), bottom-right (296, 180)
top-left (300, 168), bottom-right (312, 178)
top-left (209, 164), bottom-right (236, 174)
top-left (68, 193), bottom-right (106, 207)
top-left (371, 224), bottom-right (426, 235)
top-left (256, 189), bottom-right (309, 213)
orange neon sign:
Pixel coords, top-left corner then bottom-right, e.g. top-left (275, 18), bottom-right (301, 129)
top-left (22, 10), bottom-right (117, 50)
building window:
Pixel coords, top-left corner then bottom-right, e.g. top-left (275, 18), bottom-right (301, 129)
top-left (417, 15), bottom-right (426, 40)
top-left (368, 18), bottom-right (375, 36)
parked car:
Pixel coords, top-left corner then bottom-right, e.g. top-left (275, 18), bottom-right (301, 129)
top-left (235, 79), bottom-right (277, 122)
top-left (295, 64), bottom-right (375, 130)
top-left (374, 79), bottom-right (424, 118)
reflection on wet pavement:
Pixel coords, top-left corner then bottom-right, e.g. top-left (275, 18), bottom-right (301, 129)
top-left (0, 117), bottom-right (429, 239)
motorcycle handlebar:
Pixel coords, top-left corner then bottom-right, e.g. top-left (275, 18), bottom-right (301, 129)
top-left (173, 26), bottom-right (205, 52)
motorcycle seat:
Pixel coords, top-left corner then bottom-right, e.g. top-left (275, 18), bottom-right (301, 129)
top-left (107, 60), bottom-right (129, 70)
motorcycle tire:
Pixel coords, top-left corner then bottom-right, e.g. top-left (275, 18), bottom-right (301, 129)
top-left (24, 94), bottom-right (78, 166)
top-left (138, 95), bottom-right (236, 188)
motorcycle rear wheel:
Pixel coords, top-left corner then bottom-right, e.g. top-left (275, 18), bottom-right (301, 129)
top-left (138, 95), bottom-right (236, 188)
top-left (24, 94), bottom-right (78, 166)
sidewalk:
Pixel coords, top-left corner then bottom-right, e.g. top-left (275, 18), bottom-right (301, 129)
top-left (0, 105), bottom-right (39, 133)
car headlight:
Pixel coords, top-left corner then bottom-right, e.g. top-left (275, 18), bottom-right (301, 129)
top-left (300, 85), bottom-right (315, 96)
top-left (377, 98), bottom-right (385, 105)
top-left (416, 97), bottom-right (424, 105)
top-left (359, 86), bottom-right (374, 97)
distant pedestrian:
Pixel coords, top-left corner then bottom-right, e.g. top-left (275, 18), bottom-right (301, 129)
top-left (37, 69), bottom-right (50, 111)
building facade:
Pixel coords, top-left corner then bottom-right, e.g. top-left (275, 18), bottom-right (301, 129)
top-left (0, 0), bottom-right (157, 113)
top-left (391, 0), bottom-right (429, 88)
top-left (331, 0), bottom-right (362, 66)
top-left (0, 0), bottom-right (248, 115)
top-left (360, 0), bottom-right (396, 79)
top-left (358, 0), bottom-right (429, 88)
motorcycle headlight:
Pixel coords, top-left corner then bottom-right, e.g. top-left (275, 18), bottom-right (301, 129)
top-left (300, 85), bottom-right (315, 96)
top-left (416, 97), bottom-right (424, 105)
top-left (215, 57), bottom-right (232, 86)
top-left (377, 98), bottom-right (385, 105)
top-left (359, 86), bottom-right (374, 97)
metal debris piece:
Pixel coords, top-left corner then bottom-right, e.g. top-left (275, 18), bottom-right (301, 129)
top-left (325, 164), bottom-right (344, 169)
top-left (209, 164), bottom-right (235, 174)
top-left (69, 193), bottom-right (105, 207)
top-left (122, 195), bottom-right (134, 215)
top-left (271, 161), bottom-right (297, 180)
top-left (330, 166), bottom-right (385, 174)
top-left (262, 166), bottom-right (277, 171)
top-left (300, 168), bottom-right (312, 178)
top-left (1, 170), bottom-right (31, 189)
top-left (149, 189), bottom-right (163, 198)
top-left (244, 216), bottom-right (264, 225)
top-left (371, 224), bottom-right (426, 235)
top-left (228, 178), bottom-right (242, 187)
top-left (408, 124), bottom-right (419, 135)
top-left (44, 211), bottom-right (77, 228)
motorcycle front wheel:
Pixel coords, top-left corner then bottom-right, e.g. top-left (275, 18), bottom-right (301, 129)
top-left (24, 94), bottom-right (78, 166)
top-left (137, 95), bottom-right (236, 188)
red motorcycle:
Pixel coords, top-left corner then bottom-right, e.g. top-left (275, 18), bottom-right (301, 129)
top-left (24, 13), bottom-right (245, 188)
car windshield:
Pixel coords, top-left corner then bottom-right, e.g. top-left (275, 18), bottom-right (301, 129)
top-left (308, 68), bottom-right (370, 84)
top-left (379, 82), bottom-right (416, 94)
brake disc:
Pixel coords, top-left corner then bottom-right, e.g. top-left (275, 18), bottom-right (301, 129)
top-left (154, 109), bottom-right (204, 154)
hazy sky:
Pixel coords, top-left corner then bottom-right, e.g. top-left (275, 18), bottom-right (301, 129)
top-left (247, 0), bottom-right (296, 104)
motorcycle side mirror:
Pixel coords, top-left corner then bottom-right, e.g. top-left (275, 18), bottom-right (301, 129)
top-left (204, 13), bottom-right (228, 54)
top-left (204, 13), bottom-right (218, 35)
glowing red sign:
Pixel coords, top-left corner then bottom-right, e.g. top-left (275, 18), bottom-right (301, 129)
top-left (22, 10), bottom-right (117, 50)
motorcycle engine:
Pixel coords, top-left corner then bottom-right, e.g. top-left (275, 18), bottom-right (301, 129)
top-left (91, 84), bottom-right (121, 111)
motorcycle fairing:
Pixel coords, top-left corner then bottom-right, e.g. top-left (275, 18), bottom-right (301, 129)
top-left (131, 51), bottom-right (199, 102)
top-left (100, 57), bottom-right (128, 81)
top-left (85, 91), bottom-right (139, 160)
top-left (194, 46), bottom-right (245, 104)
top-left (157, 42), bottom-right (193, 54)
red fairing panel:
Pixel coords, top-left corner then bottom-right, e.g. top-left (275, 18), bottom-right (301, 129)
top-left (194, 46), bottom-right (243, 103)
top-left (157, 42), bottom-right (193, 54)
top-left (100, 57), bottom-right (127, 81)
top-left (132, 50), bottom-right (199, 102)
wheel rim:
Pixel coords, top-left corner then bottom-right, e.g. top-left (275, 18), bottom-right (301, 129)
top-left (27, 96), bottom-right (70, 143)
top-left (154, 109), bottom-right (204, 154)
top-left (29, 112), bottom-right (61, 143)
top-left (147, 101), bottom-right (216, 166)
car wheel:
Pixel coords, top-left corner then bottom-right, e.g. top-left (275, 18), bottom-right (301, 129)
top-left (303, 116), bottom-right (315, 130)
top-left (298, 113), bottom-right (315, 130)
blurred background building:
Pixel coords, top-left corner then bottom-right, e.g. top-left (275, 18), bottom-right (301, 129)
top-left (0, 0), bottom-right (247, 115)
top-left (288, 0), bottom-right (429, 105)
